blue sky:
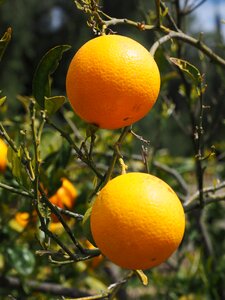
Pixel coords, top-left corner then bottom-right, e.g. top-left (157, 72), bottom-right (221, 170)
top-left (192, 0), bottom-right (225, 37)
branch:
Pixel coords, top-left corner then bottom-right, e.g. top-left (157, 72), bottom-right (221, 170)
top-left (152, 161), bottom-right (189, 196)
top-left (184, 182), bottom-right (225, 212)
top-left (103, 126), bottom-right (130, 184)
top-left (0, 275), bottom-right (91, 298)
top-left (44, 115), bottom-right (103, 180)
top-left (0, 182), bottom-right (33, 198)
top-left (185, 181), bottom-right (225, 205)
top-left (150, 30), bottom-right (225, 68)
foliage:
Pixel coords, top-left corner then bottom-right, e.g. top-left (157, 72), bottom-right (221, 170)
top-left (0, 0), bottom-right (225, 299)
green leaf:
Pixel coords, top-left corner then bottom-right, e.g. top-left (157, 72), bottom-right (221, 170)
top-left (82, 207), bottom-right (97, 246)
top-left (0, 27), bottom-right (12, 62)
top-left (32, 45), bottom-right (71, 108)
top-left (6, 246), bottom-right (35, 276)
top-left (0, 95), bottom-right (6, 106)
top-left (134, 270), bottom-right (148, 286)
top-left (38, 199), bottom-right (51, 220)
top-left (170, 57), bottom-right (203, 94)
top-left (7, 146), bottom-right (31, 189)
top-left (45, 95), bottom-right (66, 115)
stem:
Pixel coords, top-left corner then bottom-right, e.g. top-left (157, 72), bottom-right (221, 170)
top-left (150, 30), bottom-right (225, 67)
top-left (0, 182), bottom-right (33, 198)
top-left (38, 185), bottom-right (85, 255)
top-left (45, 116), bottom-right (103, 180)
top-left (104, 126), bottom-right (130, 184)
top-left (0, 274), bottom-right (91, 298)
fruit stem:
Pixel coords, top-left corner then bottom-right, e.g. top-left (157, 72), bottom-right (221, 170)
top-left (103, 126), bottom-right (130, 184)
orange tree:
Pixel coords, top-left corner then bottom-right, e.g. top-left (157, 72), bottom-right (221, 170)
top-left (0, 1), bottom-right (225, 299)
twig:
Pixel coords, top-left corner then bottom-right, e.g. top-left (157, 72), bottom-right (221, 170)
top-left (150, 30), bottom-right (225, 68)
top-left (185, 181), bottom-right (225, 204)
top-left (38, 185), bottom-right (85, 255)
top-left (181, 0), bottom-right (207, 16)
top-left (0, 274), bottom-right (91, 298)
top-left (103, 126), bottom-right (130, 184)
top-left (153, 161), bottom-right (189, 195)
top-left (44, 115), bottom-right (103, 180)
top-left (186, 193), bottom-right (225, 212)
top-left (0, 182), bottom-right (33, 198)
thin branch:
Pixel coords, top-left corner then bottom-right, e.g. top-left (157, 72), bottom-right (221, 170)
top-left (184, 181), bottom-right (225, 206)
top-left (160, 1), bottom-right (180, 31)
top-left (182, 0), bottom-right (207, 16)
top-left (150, 30), bottom-right (225, 68)
top-left (152, 161), bottom-right (189, 195)
top-left (0, 182), bottom-right (33, 198)
top-left (103, 126), bottom-right (130, 184)
top-left (38, 185), bottom-right (85, 255)
top-left (44, 115), bottom-right (103, 180)
top-left (0, 275), bottom-right (91, 298)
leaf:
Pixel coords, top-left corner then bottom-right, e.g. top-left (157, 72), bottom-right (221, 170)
top-left (170, 57), bottom-right (203, 94)
top-left (6, 246), bottom-right (35, 276)
top-left (134, 270), bottom-right (148, 286)
top-left (0, 95), bottom-right (6, 106)
top-left (38, 199), bottom-right (51, 220)
top-left (7, 146), bottom-right (31, 189)
top-left (82, 207), bottom-right (97, 246)
top-left (0, 27), bottom-right (12, 62)
top-left (74, 0), bottom-right (85, 10)
top-left (82, 206), bottom-right (92, 226)
top-left (45, 95), bottom-right (66, 115)
top-left (32, 45), bottom-right (71, 108)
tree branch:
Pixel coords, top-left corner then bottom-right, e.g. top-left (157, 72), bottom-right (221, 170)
top-left (150, 30), bottom-right (225, 68)
top-left (0, 275), bottom-right (91, 298)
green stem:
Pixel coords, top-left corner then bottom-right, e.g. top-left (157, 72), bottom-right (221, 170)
top-left (45, 116), bottom-right (103, 180)
top-left (104, 126), bottom-right (130, 184)
top-left (0, 182), bottom-right (33, 198)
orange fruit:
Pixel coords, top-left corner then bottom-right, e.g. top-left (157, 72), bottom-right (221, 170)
top-left (90, 172), bottom-right (185, 270)
top-left (14, 212), bottom-right (30, 228)
top-left (0, 138), bottom-right (8, 172)
top-left (66, 34), bottom-right (160, 129)
top-left (49, 178), bottom-right (78, 222)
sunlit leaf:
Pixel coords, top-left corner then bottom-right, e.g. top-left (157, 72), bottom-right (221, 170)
top-left (0, 27), bottom-right (12, 62)
top-left (0, 96), bottom-right (6, 106)
top-left (38, 199), bottom-right (51, 220)
top-left (170, 57), bottom-right (203, 94)
top-left (45, 95), bottom-right (66, 115)
top-left (7, 146), bottom-right (31, 189)
top-left (32, 45), bottom-right (71, 108)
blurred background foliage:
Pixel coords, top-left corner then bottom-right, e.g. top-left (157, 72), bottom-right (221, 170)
top-left (0, 0), bottom-right (225, 299)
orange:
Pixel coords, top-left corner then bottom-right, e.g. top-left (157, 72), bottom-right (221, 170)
top-left (0, 138), bottom-right (8, 172)
top-left (14, 212), bottom-right (30, 228)
top-left (66, 34), bottom-right (160, 129)
top-left (49, 178), bottom-right (78, 222)
top-left (90, 172), bottom-right (185, 270)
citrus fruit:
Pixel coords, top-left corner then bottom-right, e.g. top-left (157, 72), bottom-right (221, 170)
top-left (15, 212), bottom-right (30, 228)
top-left (66, 34), bottom-right (160, 129)
top-left (90, 172), bottom-right (185, 270)
top-left (49, 178), bottom-right (78, 222)
top-left (0, 138), bottom-right (8, 172)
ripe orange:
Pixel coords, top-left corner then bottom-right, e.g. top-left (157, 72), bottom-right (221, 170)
top-left (14, 212), bottom-right (30, 228)
top-left (90, 172), bottom-right (185, 270)
top-left (0, 138), bottom-right (8, 172)
top-left (66, 35), bottom-right (160, 129)
top-left (49, 178), bottom-right (78, 222)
